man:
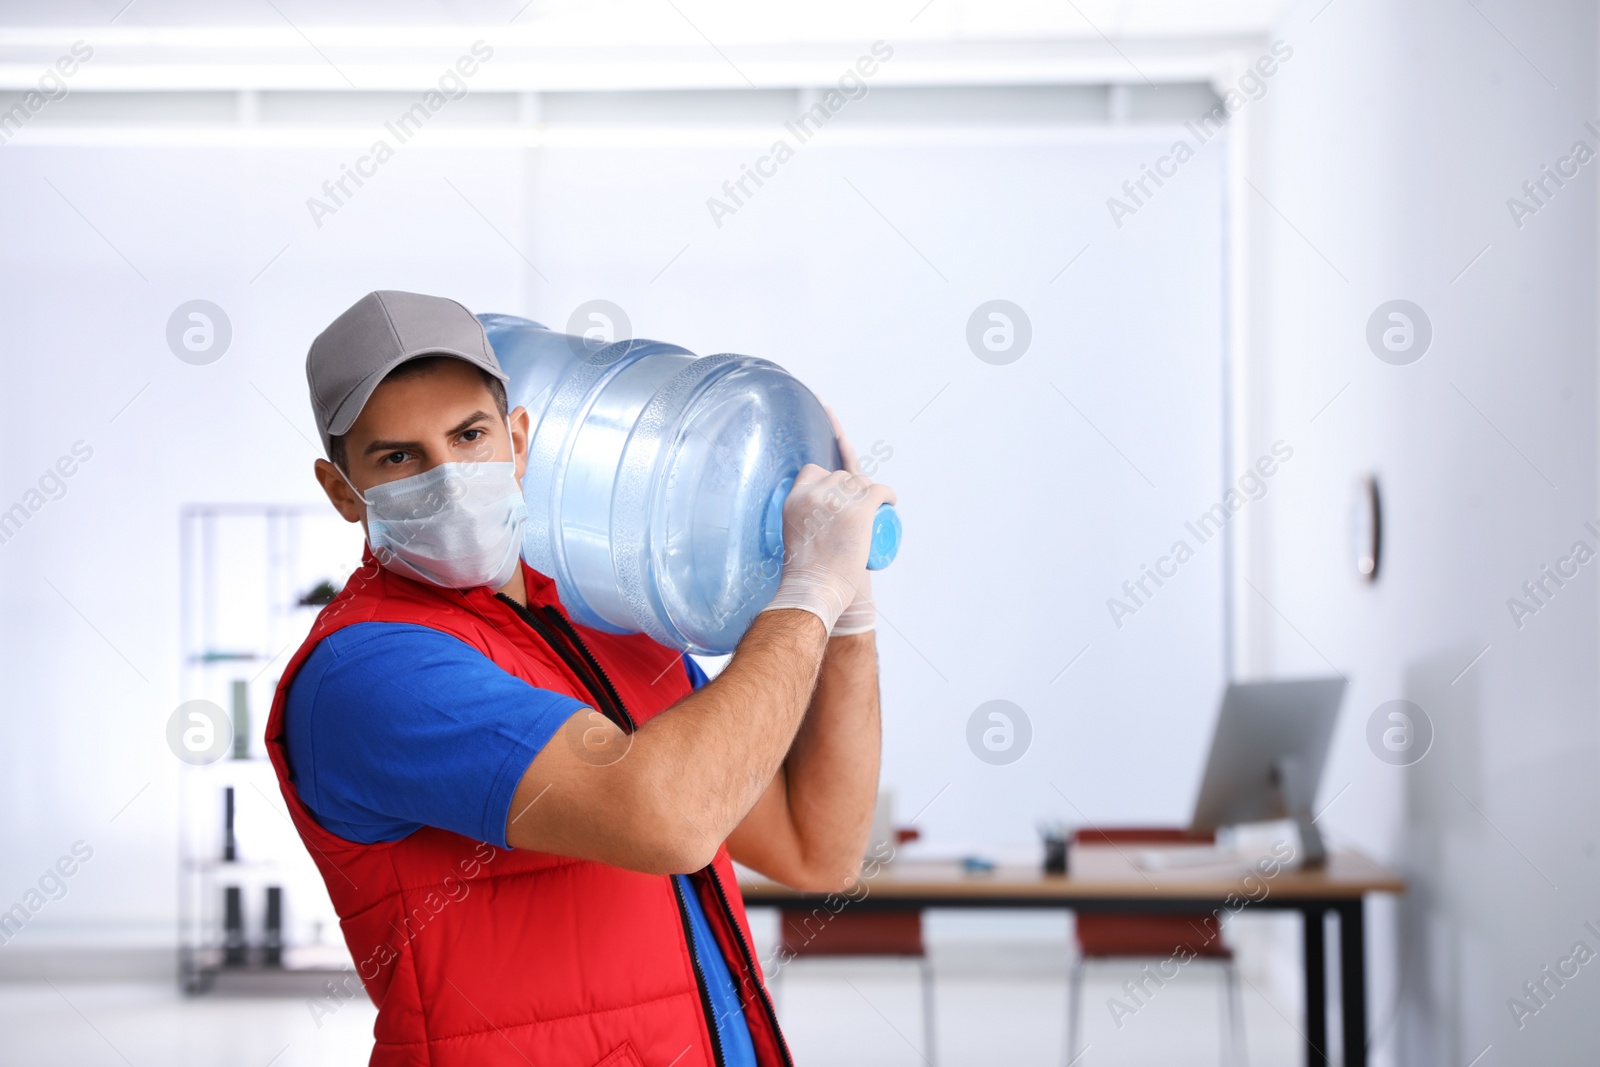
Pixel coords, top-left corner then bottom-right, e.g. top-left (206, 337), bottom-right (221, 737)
top-left (264, 290), bottom-right (895, 1067)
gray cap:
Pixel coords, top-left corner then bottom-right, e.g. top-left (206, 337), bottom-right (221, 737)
top-left (306, 290), bottom-right (508, 455)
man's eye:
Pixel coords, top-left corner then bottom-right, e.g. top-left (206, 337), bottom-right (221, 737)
top-left (461, 429), bottom-right (485, 442)
top-left (382, 451), bottom-right (409, 465)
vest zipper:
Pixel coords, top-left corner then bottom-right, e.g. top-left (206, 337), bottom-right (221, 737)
top-left (703, 863), bottom-right (795, 1067)
top-left (494, 590), bottom-right (768, 1065)
top-left (536, 605), bottom-right (634, 733)
top-left (671, 874), bottom-right (729, 1067)
top-left (492, 592), bottom-right (635, 732)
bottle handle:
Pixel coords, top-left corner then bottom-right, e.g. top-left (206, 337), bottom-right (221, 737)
top-left (866, 504), bottom-right (901, 571)
top-left (763, 478), bottom-right (902, 571)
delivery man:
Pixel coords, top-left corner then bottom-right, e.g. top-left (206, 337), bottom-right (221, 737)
top-left (264, 290), bottom-right (896, 1067)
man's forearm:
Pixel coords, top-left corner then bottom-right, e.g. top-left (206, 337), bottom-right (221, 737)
top-left (504, 606), bottom-right (829, 871)
top-left (776, 631), bottom-right (882, 879)
top-left (644, 608), bottom-right (832, 853)
top-left (722, 627), bottom-right (882, 890)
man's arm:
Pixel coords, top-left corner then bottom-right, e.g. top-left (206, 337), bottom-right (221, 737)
top-left (726, 408), bottom-right (886, 890)
top-left (503, 607), bottom-right (830, 876)
top-left (503, 462), bottom-right (894, 884)
top-left (724, 629), bottom-right (881, 891)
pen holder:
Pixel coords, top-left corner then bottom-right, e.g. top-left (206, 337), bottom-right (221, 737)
top-left (1039, 819), bottom-right (1071, 875)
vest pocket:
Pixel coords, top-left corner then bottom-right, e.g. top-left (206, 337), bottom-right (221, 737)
top-left (591, 1040), bottom-right (647, 1067)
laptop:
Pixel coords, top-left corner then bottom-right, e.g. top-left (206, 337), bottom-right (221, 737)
top-left (1138, 677), bottom-right (1347, 870)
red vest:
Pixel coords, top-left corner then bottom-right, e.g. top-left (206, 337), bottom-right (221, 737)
top-left (265, 548), bottom-right (792, 1067)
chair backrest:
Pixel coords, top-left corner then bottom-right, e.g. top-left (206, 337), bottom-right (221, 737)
top-left (778, 909), bottom-right (925, 958)
top-left (1071, 826), bottom-right (1229, 959)
top-left (1072, 826), bottom-right (1215, 847)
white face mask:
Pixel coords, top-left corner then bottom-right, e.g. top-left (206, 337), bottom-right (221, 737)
top-left (341, 446), bottom-right (528, 590)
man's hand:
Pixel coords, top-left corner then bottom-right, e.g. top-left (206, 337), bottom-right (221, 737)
top-left (759, 455), bottom-right (895, 633)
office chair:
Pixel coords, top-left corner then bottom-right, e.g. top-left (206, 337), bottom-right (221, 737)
top-left (1066, 828), bottom-right (1246, 1067)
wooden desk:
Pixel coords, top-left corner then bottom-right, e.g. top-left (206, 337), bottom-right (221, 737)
top-left (740, 846), bottom-right (1404, 1067)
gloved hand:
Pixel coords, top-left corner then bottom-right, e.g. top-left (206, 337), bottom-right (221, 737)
top-left (759, 405), bottom-right (895, 635)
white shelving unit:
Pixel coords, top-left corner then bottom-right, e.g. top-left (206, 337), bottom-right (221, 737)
top-left (177, 505), bottom-right (365, 994)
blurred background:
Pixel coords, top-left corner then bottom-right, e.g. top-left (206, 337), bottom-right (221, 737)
top-left (0, 0), bottom-right (1596, 1064)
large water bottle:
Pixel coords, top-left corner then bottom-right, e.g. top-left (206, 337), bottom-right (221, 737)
top-left (479, 314), bottom-right (901, 655)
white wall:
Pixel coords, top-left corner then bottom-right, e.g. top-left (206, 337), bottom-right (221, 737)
top-left (0, 96), bottom-right (1230, 958)
top-left (9, 4), bottom-right (1594, 1060)
top-left (1245, 0), bottom-right (1600, 1063)
top-left (0, 143), bottom-right (531, 953)
top-left (526, 126), bottom-right (1230, 849)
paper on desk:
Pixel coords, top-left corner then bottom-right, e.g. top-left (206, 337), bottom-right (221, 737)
top-left (1134, 819), bottom-right (1306, 873)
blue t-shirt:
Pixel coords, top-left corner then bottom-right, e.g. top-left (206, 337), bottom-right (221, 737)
top-left (285, 622), bottom-right (756, 1066)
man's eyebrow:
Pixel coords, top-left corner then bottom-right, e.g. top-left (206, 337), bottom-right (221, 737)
top-left (447, 410), bottom-right (494, 437)
top-left (362, 435), bottom-right (418, 456)
top-left (362, 411), bottom-right (494, 456)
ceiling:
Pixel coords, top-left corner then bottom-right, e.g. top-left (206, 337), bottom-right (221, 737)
top-left (0, 1), bottom-right (1294, 91)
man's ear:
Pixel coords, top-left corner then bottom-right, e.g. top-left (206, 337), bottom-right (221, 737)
top-left (314, 458), bottom-right (365, 524)
top-left (510, 406), bottom-right (531, 482)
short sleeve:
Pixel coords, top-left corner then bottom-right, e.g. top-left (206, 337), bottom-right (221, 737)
top-left (684, 653), bottom-right (711, 691)
top-left (284, 622), bottom-right (588, 848)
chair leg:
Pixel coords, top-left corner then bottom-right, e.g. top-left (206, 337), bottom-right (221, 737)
top-left (1220, 959), bottom-right (1248, 1067)
top-left (919, 956), bottom-right (938, 1067)
top-left (1065, 956), bottom-right (1085, 1067)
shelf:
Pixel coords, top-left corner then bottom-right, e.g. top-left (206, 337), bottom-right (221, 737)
top-left (199, 967), bottom-right (355, 996)
top-left (185, 858), bottom-right (286, 873)
top-left (180, 507), bottom-right (363, 999)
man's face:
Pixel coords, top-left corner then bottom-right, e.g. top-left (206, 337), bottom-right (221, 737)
top-left (314, 358), bottom-right (529, 528)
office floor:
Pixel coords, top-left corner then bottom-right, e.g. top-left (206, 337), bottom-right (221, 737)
top-left (0, 951), bottom-right (1311, 1067)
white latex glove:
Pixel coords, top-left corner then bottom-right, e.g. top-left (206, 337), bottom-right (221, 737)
top-left (759, 406), bottom-right (896, 635)
top-left (824, 406), bottom-right (876, 637)
top-left (832, 571), bottom-right (876, 636)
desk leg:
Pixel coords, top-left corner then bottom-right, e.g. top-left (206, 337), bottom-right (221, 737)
top-left (1303, 906), bottom-right (1328, 1067)
top-left (1339, 900), bottom-right (1367, 1067)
